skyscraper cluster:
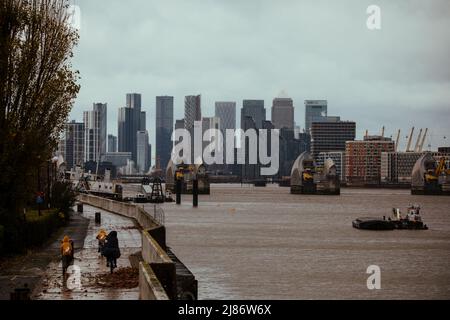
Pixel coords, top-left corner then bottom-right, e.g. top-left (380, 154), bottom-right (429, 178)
top-left (59, 94), bottom-right (152, 175)
top-left (59, 91), bottom-right (361, 180)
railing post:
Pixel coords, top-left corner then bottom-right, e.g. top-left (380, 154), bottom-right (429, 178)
top-left (193, 179), bottom-right (198, 207)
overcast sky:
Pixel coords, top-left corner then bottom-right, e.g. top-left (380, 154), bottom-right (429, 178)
top-left (70, 0), bottom-right (450, 156)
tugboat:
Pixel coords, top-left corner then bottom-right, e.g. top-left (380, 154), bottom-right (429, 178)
top-left (352, 205), bottom-right (428, 231)
top-left (390, 205), bottom-right (429, 230)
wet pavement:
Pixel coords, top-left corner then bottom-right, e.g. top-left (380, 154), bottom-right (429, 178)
top-left (33, 205), bottom-right (142, 300)
top-left (0, 211), bottom-right (89, 300)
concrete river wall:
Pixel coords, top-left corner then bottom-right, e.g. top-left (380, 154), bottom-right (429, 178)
top-left (78, 194), bottom-right (196, 300)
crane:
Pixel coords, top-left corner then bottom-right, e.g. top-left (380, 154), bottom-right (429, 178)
top-left (406, 127), bottom-right (415, 152)
top-left (435, 158), bottom-right (447, 177)
top-left (395, 129), bottom-right (401, 152)
top-left (418, 128), bottom-right (428, 152)
top-left (414, 129), bottom-right (423, 152)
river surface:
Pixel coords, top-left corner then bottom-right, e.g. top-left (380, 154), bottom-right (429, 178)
top-left (151, 184), bottom-right (450, 300)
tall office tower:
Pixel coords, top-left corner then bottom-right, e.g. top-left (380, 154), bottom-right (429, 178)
top-left (202, 117), bottom-right (221, 159)
top-left (304, 100), bottom-right (328, 133)
top-left (84, 103), bottom-right (107, 163)
top-left (59, 121), bottom-right (85, 170)
top-left (140, 111), bottom-right (146, 132)
top-left (215, 101), bottom-right (236, 131)
top-left (215, 102), bottom-right (236, 173)
top-left (118, 93), bottom-right (143, 162)
top-left (241, 100), bottom-right (266, 130)
top-left (272, 93), bottom-right (294, 129)
top-left (108, 134), bottom-right (117, 153)
top-left (184, 95), bottom-right (202, 130)
top-left (310, 118), bottom-right (356, 158)
top-left (92, 103), bottom-right (107, 156)
top-left (136, 130), bottom-right (150, 174)
top-left (126, 93), bottom-right (141, 110)
top-left (156, 96), bottom-right (174, 170)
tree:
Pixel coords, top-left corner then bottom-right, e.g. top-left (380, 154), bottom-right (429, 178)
top-left (0, 0), bottom-right (79, 241)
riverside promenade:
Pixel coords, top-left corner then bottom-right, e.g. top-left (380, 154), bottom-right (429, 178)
top-left (33, 205), bottom-right (141, 300)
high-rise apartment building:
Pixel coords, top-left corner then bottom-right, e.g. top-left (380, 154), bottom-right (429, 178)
top-left (59, 120), bottom-right (85, 170)
top-left (84, 103), bottom-right (107, 163)
top-left (345, 136), bottom-right (395, 185)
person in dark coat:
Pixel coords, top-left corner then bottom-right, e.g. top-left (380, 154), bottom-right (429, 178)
top-left (103, 231), bottom-right (120, 269)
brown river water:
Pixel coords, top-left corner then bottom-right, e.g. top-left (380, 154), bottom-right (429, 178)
top-left (148, 184), bottom-right (450, 300)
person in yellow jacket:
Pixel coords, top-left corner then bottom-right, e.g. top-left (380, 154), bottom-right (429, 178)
top-left (60, 236), bottom-right (74, 275)
top-left (96, 229), bottom-right (107, 254)
top-left (61, 236), bottom-right (73, 256)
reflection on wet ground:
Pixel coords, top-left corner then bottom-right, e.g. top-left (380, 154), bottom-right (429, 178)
top-left (34, 205), bottom-right (141, 300)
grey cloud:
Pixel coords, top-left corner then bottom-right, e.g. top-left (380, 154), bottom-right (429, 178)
top-left (70, 0), bottom-right (450, 155)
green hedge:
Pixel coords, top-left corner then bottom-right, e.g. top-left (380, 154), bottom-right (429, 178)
top-left (23, 210), bottom-right (65, 247)
top-left (1, 210), bottom-right (66, 254)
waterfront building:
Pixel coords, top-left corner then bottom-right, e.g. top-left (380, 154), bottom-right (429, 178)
top-left (310, 119), bottom-right (356, 158)
top-left (381, 151), bottom-right (450, 184)
top-left (345, 136), bottom-right (395, 185)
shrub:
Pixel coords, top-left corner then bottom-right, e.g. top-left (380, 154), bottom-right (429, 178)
top-left (23, 210), bottom-right (64, 247)
top-left (51, 181), bottom-right (77, 219)
top-left (1, 209), bottom-right (66, 254)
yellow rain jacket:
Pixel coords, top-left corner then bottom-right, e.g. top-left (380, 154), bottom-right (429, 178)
top-left (61, 236), bottom-right (72, 256)
top-left (96, 229), bottom-right (107, 241)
